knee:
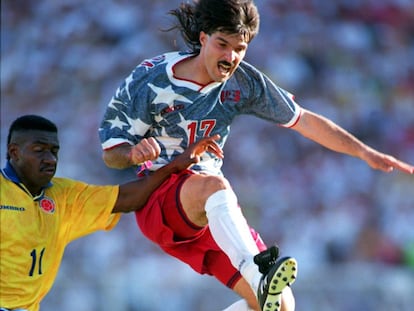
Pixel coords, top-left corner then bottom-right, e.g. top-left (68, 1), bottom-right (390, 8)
top-left (201, 174), bottom-right (231, 193)
top-left (180, 175), bottom-right (232, 225)
top-left (203, 176), bottom-right (238, 213)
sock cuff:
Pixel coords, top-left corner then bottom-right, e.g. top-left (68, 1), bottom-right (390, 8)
top-left (205, 189), bottom-right (238, 214)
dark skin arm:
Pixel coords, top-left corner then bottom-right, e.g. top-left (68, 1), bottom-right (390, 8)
top-left (112, 134), bottom-right (223, 213)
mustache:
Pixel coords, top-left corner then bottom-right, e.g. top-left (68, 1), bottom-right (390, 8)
top-left (218, 60), bottom-right (233, 67)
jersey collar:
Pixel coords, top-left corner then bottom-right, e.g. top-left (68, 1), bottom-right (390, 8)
top-left (1, 161), bottom-right (52, 200)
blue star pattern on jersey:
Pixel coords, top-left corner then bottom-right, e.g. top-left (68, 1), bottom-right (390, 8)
top-left (99, 52), bottom-right (301, 175)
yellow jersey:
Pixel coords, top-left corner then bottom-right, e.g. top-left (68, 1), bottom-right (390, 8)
top-left (0, 163), bottom-right (121, 311)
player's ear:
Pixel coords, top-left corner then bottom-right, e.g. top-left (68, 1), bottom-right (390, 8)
top-left (199, 31), bottom-right (208, 47)
top-left (7, 143), bottom-right (20, 160)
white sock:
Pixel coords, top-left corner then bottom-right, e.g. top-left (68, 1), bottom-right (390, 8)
top-left (205, 189), bottom-right (262, 291)
top-left (222, 299), bottom-right (253, 311)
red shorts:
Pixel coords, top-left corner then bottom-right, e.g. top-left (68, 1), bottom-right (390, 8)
top-left (135, 169), bottom-right (266, 288)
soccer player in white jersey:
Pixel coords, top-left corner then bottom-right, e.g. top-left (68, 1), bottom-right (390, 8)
top-left (0, 115), bottom-right (220, 311)
top-left (98, 1), bottom-right (414, 310)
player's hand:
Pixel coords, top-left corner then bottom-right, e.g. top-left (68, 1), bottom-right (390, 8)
top-left (129, 137), bottom-right (161, 164)
top-left (172, 134), bottom-right (224, 170)
top-left (363, 148), bottom-right (414, 174)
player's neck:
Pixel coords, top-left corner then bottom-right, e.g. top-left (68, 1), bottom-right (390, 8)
top-left (174, 55), bottom-right (213, 86)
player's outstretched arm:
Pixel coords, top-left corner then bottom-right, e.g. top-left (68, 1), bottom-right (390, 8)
top-left (357, 145), bottom-right (414, 174)
top-left (112, 135), bottom-right (223, 213)
top-left (291, 109), bottom-right (414, 174)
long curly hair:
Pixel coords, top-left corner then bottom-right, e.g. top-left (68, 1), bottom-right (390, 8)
top-left (168, 0), bottom-right (260, 54)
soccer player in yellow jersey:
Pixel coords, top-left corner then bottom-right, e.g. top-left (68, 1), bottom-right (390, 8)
top-left (0, 114), bottom-right (224, 311)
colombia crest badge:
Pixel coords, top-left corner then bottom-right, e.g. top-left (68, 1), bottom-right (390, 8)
top-left (39, 196), bottom-right (56, 214)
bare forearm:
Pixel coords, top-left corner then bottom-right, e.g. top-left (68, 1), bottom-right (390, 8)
top-left (111, 134), bottom-right (225, 213)
top-left (103, 144), bottom-right (135, 169)
top-left (292, 109), bottom-right (414, 174)
top-left (293, 109), bottom-right (368, 159)
top-left (103, 138), bottom-right (161, 169)
top-left (112, 162), bottom-right (179, 213)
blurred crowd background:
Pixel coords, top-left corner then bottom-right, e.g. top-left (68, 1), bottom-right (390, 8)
top-left (1, 0), bottom-right (414, 310)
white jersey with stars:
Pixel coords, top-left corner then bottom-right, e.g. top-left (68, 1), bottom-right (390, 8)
top-left (99, 51), bottom-right (301, 175)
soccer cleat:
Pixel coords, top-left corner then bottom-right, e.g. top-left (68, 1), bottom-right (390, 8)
top-left (254, 245), bottom-right (279, 274)
top-left (255, 253), bottom-right (297, 311)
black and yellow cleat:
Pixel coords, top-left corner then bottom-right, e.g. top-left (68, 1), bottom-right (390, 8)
top-left (256, 255), bottom-right (297, 311)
